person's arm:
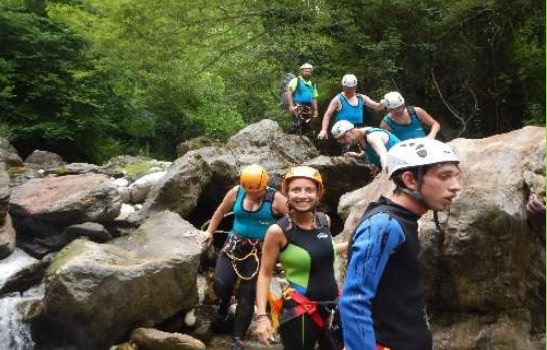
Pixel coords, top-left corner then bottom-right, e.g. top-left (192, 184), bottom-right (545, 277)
top-left (318, 97), bottom-right (341, 140)
top-left (312, 82), bottom-right (319, 117)
top-left (414, 106), bottom-right (441, 139)
top-left (367, 132), bottom-right (390, 173)
top-left (362, 94), bottom-right (386, 112)
top-left (200, 186), bottom-right (238, 247)
top-left (339, 213), bottom-right (405, 350)
top-left (255, 224), bottom-right (285, 346)
top-left (271, 191), bottom-right (289, 217)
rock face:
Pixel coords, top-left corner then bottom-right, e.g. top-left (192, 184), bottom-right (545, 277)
top-left (0, 137), bottom-right (23, 168)
top-left (149, 119), bottom-right (369, 230)
top-left (0, 162), bottom-right (15, 259)
top-left (10, 173), bottom-right (122, 226)
top-left (338, 126), bottom-right (545, 348)
top-left (43, 210), bottom-right (203, 348)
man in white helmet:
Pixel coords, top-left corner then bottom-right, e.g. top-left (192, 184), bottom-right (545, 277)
top-left (284, 63), bottom-right (319, 134)
top-left (380, 91), bottom-right (441, 141)
top-left (317, 74), bottom-right (385, 140)
top-left (340, 138), bottom-right (462, 350)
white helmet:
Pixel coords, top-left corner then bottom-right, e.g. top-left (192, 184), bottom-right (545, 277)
top-left (299, 63), bottom-right (313, 71)
top-left (383, 91), bottom-right (405, 109)
top-left (387, 138), bottom-right (460, 178)
top-left (341, 74), bottom-right (358, 87)
top-left (331, 120), bottom-right (355, 139)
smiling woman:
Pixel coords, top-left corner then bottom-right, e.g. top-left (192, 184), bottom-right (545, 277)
top-left (255, 166), bottom-right (345, 350)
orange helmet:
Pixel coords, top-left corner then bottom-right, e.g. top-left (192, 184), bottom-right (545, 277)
top-left (281, 166), bottom-right (324, 198)
top-left (240, 164), bottom-right (269, 192)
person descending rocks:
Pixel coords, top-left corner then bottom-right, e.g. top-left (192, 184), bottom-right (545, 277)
top-left (200, 164), bottom-right (288, 350)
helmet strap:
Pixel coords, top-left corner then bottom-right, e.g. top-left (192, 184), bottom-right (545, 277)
top-left (397, 166), bottom-right (438, 210)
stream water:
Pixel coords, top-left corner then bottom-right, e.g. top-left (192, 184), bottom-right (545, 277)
top-left (0, 249), bottom-right (42, 350)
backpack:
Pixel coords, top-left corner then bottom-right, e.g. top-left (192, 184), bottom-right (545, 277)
top-left (279, 72), bottom-right (297, 109)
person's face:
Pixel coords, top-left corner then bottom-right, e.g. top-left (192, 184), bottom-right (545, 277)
top-left (286, 178), bottom-right (319, 211)
top-left (244, 186), bottom-right (265, 199)
top-left (420, 163), bottom-right (462, 211)
top-left (389, 105), bottom-right (405, 115)
top-left (336, 130), bottom-right (353, 145)
top-left (343, 85), bottom-right (357, 93)
top-left (300, 68), bottom-right (313, 79)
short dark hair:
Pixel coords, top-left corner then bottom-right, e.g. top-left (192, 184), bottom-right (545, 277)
top-left (391, 165), bottom-right (434, 193)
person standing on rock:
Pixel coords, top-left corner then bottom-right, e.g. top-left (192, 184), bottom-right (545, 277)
top-left (200, 164), bottom-right (288, 350)
top-left (255, 166), bottom-right (347, 350)
top-left (339, 138), bottom-right (462, 350)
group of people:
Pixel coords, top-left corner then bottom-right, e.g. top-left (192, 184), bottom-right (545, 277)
top-left (199, 135), bottom-right (463, 350)
top-left (285, 63), bottom-right (441, 174)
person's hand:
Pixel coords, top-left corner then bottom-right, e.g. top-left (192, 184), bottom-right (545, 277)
top-left (288, 105), bottom-right (295, 115)
top-left (317, 129), bottom-right (328, 140)
top-left (526, 194), bottom-right (546, 216)
top-left (344, 151), bottom-right (361, 158)
top-left (197, 231), bottom-right (213, 249)
top-left (255, 316), bottom-right (275, 346)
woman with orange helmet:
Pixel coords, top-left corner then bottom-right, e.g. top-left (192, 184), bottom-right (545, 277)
top-left (255, 166), bottom-right (347, 350)
top-left (200, 164), bottom-right (288, 350)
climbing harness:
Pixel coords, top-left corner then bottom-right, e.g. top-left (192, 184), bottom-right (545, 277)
top-left (222, 233), bottom-right (262, 281)
top-left (295, 104), bottom-right (313, 121)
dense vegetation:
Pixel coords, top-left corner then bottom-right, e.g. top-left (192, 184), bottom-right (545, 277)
top-left (0, 0), bottom-right (544, 163)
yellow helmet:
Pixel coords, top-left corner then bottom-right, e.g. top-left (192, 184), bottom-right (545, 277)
top-left (281, 166), bottom-right (324, 198)
top-left (240, 164), bottom-right (269, 192)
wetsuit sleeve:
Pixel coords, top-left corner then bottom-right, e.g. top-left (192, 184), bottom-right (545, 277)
top-left (339, 212), bottom-right (405, 350)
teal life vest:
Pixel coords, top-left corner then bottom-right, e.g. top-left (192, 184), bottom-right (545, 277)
top-left (382, 106), bottom-right (426, 140)
top-left (335, 93), bottom-right (365, 125)
top-left (231, 186), bottom-right (276, 240)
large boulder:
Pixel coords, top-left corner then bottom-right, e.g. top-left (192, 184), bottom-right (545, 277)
top-left (43, 210), bottom-right (203, 348)
top-left (24, 150), bottom-right (66, 168)
top-left (337, 126), bottom-right (545, 348)
top-left (140, 152), bottom-right (213, 219)
top-left (9, 173), bottom-right (122, 226)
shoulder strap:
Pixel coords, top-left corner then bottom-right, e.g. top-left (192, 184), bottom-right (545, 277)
top-left (264, 187), bottom-right (275, 203)
top-left (277, 215), bottom-right (293, 241)
top-left (406, 105), bottom-right (417, 117)
top-left (382, 114), bottom-right (395, 127)
top-left (294, 76), bottom-right (301, 93)
top-left (315, 212), bottom-right (328, 228)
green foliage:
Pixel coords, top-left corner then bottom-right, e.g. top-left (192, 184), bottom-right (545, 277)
top-left (0, 0), bottom-right (543, 163)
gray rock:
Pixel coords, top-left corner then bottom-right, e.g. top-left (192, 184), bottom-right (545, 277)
top-left (10, 173), bottom-right (122, 226)
top-left (43, 210), bottom-right (203, 348)
top-left (25, 150), bottom-right (66, 168)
